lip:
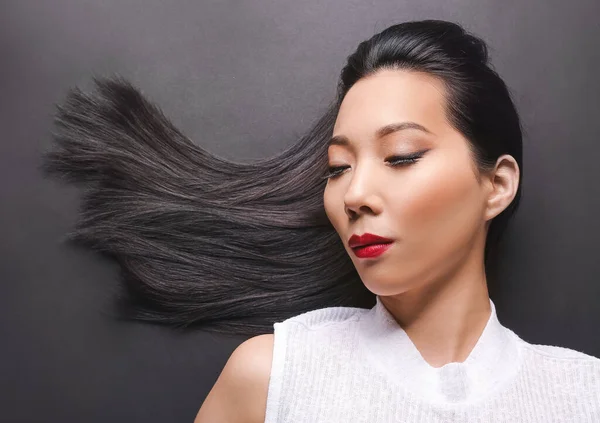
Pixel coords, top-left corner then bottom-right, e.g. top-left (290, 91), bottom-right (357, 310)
top-left (348, 233), bottom-right (394, 259)
top-left (348, 233), bottom-right (394, 248)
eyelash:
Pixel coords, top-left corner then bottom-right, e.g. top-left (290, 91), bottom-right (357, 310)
top-left (321, 151), bottom-right (425, 180)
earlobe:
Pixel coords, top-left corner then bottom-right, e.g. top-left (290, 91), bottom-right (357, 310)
top-left (484, 155), bottom-right (520, 221)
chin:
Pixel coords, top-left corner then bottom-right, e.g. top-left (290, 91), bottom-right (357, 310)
top-left (359, 277), bottom-right (410, 297)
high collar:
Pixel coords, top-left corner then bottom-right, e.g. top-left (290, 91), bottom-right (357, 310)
top-left (357, 295), bottom-right (521, 405)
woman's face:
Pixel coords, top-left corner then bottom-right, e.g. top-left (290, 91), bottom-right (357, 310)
top-left (323, 69), bottom-right (512, 296)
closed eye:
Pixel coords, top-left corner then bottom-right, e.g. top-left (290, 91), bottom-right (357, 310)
top-left (321, 150), bottom-right (427, 180)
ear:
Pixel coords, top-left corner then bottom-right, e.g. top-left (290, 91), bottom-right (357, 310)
top-left (484, 154), bottom-right (520, 222)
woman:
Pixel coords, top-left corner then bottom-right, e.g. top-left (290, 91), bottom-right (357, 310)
top-left (43, 19), bottom-right (600, 422)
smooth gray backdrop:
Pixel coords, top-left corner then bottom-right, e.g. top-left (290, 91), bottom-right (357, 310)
top-left (1, 1), bottom-right (599, 422)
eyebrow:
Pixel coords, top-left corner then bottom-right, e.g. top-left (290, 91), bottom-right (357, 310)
top-left (329, 121), bottom-right (433, 147)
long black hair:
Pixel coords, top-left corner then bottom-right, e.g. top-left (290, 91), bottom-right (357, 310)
top-left (41, 19), bottom-right (523, 337)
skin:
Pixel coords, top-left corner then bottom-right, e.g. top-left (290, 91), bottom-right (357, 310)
top-left (194, 333), bottom-right (273, 422)
top-left (324, 68), bottom-right (519, 367)
top-left (194, 68), bottom-right (520, 422)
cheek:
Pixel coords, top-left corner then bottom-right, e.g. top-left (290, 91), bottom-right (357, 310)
top-left (396, 160), bottom-right (482, 246)
top-left (323, 184), bottom-right (341, 229)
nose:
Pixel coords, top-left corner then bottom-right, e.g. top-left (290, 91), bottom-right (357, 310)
top-left (343, 162), bottom-right (383, 220)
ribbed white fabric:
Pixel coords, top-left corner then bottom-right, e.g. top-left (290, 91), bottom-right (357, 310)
top-left (264, 296), bottom-right (600, 422)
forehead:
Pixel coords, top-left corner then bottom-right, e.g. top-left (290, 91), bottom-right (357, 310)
top-left (333, 69), bottom-right (448, 137)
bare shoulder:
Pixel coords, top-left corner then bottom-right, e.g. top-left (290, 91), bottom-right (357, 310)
top-left (194, 333), bottom-right (275, 423)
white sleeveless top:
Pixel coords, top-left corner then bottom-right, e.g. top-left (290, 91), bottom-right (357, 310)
top-left (264, 296), bottom-right (600, 422)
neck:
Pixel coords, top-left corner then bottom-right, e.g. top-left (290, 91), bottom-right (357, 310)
top-left (379, 254), bottom-right (491, 368)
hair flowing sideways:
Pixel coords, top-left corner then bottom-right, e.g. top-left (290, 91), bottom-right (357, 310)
top-left (40, 76), bottom-right (375, 336)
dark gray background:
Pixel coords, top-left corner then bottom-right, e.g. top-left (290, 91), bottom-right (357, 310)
top-left (1, 1), bottom-right (599, 421)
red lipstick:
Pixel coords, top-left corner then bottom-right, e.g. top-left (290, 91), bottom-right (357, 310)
top-left (348, 233), bottom-right (394, 259)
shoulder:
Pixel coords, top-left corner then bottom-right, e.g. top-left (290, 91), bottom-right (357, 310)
top-left (514, 335), bottom-right (600, 396)
top-left (194, 306), bottom-right (368, 422)
top-left (518, 337), bottom-right (600, 363)
top-left (229, 333), bottom-right (275, 376)
top-left (270, 305), bottom-right (367, 352)
top-left (261, 306), bottom-right (368, 422)
top-left (225, 334), bottom-right (275, 418)
top-left (194, 334), bottom-right (274, 423)
top-left (278, 305), bottom-right (367, 330)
